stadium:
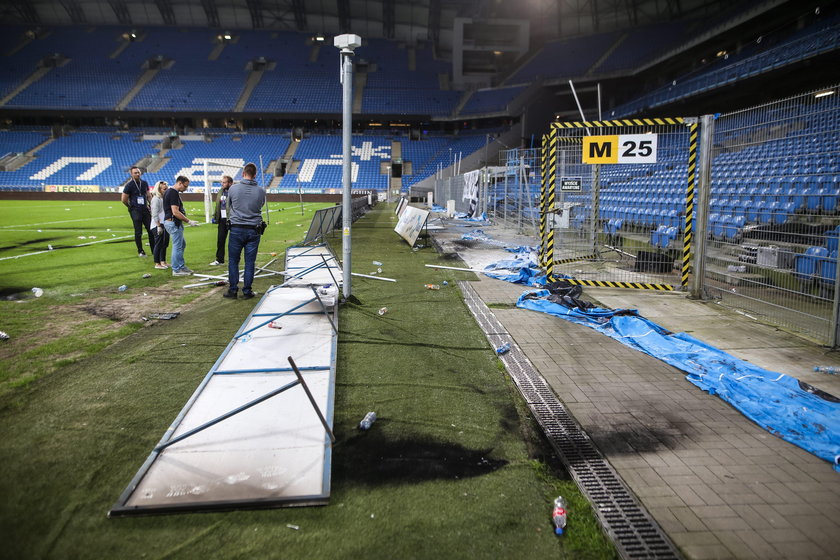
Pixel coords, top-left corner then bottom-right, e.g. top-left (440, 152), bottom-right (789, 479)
top-left (0, 0), bottom-right (838, 558)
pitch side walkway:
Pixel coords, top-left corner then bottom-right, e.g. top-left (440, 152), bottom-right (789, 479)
top-left (430, 223), bottom-right (840, 559)
top-left (472, 277), bottom-right (840, 559)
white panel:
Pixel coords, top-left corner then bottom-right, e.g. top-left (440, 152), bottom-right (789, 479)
top-left (111, 247), bottom-right (339, 515)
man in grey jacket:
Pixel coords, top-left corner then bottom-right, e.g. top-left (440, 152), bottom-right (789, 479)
top-left (224, 162), bottom-right (266, 299)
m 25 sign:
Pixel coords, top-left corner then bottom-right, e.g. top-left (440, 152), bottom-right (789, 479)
top-left (582, 134), bottom-right (658, 164)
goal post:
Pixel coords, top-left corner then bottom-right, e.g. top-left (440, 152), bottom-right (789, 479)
top-left (202, 160), bottom-right (245, 223)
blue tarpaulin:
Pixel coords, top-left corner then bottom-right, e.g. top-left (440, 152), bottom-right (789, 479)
top-left (478, 244), bottom-right (547, 286)
top-left (516, 290), bottom-right (840, 472)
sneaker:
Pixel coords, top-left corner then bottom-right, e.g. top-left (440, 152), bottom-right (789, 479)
top-left (138, 251), bottom-right (147, 257)
top-left (223, 290), bottom-right (237, 299)
top-left (209, 260), bottom-right (223, 266)
top-left (180, 267), bottom-right (194, 274)
top-left (172, 269), bottom-right (192, 277)
top-left (241, 291), bottom-right (257, 300)
top-left (154, 264), bottom-right (167, 269)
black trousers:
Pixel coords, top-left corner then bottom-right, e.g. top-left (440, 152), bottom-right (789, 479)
top-left (215, 219), bottom-right (229, 263)
top-left (151, 226), bottom-right (170, 263)
top-left (129, 207), bottom-right (152, 253)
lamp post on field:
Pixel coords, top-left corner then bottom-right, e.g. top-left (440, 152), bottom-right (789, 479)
top-left (335, 33), bottom-right (361, 300)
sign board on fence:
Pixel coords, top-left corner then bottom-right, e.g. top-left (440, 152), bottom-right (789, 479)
top-left (560, 178), bottom-right (581, 191)
top-left (394, 205), bottom-right (429, 247)
top-left (582, 134), bottom-right (658, 164)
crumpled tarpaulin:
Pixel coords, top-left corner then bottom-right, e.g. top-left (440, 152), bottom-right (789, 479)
top-left (477, 243), bottom-right (547, 286)
top-left (517, 289), bottom-right (840, 472)
top-left (454, 212), bottom-right (488, 222)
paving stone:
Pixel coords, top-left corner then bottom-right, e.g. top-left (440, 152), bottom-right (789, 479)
top-left (447, 245), bottom-right (840, 560)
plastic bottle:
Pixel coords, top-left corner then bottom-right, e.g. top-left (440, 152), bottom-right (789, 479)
top-left (378, 307), bottom-right (388, 316)
top-left (496, 342), bottom-right (511, 355)
top-left (552, 496), bottom-right (568, 535)
top-left (31, 287), bottom-right (44, 297)
top-left (118, 285), bottom-right (128, 292)
top-left (359, 411), bottom-right (377, 430)
top-left (425, 284), bottom-right (441, 290)
top-left (372, 260), bottom-right (383, 266)
top-left (813, 366), bottom-right (840, 375)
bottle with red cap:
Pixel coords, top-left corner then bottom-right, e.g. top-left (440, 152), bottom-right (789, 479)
top-left (552, 496), bottom-right (568, 535)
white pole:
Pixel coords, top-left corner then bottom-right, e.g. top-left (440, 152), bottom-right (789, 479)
top-left (203, 159), bottom-right (211, 223)
top-left (568, 80), bottom-right (590, 135)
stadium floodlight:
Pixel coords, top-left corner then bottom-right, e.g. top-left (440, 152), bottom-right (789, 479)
top-left (335, 33), bottom-right (362, 299)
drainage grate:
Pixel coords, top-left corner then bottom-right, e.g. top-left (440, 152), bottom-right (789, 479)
top-left (460, 281), bottom-right (683, 560)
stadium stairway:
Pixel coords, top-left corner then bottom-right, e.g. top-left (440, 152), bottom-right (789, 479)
top-left (116, 68), bottom-right (160, 111)
top-left (0, 66), bottom-right (52, 107)
top-left (234, 69), bottom-right (265, 112)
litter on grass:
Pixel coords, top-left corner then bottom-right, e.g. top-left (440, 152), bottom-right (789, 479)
top-left (32, 287), bottom-right (43, 297)
top-left (142, 312), bottom-right (181, 321)
top-left (0, 331), bottom-right (9, 341)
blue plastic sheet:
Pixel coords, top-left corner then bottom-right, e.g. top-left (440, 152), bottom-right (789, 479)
top-left (517, 290), bottom-right (840, 472)
top-left (479, 245), bottom-right (547, 286)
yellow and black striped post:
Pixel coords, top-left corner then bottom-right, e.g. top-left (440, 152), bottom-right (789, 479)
top-left (539, 134), bottom-right (548, 268)
top-left (545, 128), bottom-right (557, 280)
top-left (683, 122), bottom-right (698, 288)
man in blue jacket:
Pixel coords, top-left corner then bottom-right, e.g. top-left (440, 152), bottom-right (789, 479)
top-left (224, 162), bottom-right (266, 299)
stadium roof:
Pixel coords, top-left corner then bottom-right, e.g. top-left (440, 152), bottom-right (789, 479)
top-left (2, 0), bottom-right (738, 46)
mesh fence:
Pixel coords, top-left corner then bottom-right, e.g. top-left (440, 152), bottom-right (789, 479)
top-left (703, 85), bottom-right (840, 344)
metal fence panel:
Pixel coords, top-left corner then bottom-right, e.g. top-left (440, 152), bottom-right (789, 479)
top-left (548, 119), bottom-right (693, 290)
top-left (704, 85), bottom-right (840, 345)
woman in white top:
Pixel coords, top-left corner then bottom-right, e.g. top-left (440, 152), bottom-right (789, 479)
top-left (150, 180), bottom-right (170, 269)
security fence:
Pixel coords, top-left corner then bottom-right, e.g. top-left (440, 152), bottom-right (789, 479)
top-left (542, 118), bottom-right (695, 291)
top-left (703, 85), bottom-right (840, 345)
top-left (427, 85), bottom-right (840, 345)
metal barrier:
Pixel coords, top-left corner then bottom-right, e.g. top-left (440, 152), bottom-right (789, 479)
top-left (543, 118), bottom-right (695, 291)
top-left (702, 85), bottom-right (840, 346)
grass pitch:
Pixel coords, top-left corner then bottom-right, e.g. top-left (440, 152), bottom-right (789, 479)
top-left (0, 200), bottom-right (617, 559)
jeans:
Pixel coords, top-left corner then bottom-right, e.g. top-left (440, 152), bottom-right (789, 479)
top-left (151, 225), bottom-right (169, 264)
top-left (164, 221), bottom-right (186, 271)
top-left (129, 207), bottom-right (152, 253)
top-left (227, 226), bottom-right (261, 294)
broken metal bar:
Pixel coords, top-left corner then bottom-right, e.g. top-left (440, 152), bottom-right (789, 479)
top-left (234, 297), bottom-right (317, 338)
top-left (351, 272), bottom-right (397, 282)
top-left (154, 378), bottom-right (300, 452)
top-left (310, 286), bottom-right (338, 334)
top-left (214, 365), bottom-right (329, 375)
top-left (288, 356), bottom-right (336, 444)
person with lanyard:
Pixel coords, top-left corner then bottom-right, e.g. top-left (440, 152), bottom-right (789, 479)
top-left (209, 175), bottom-right (233, 266)
top-left (223, 162), bottom-right (265, 300)
top-left (163, 175), bottom-right (198, 276)
top-left (150, 180), bottom-right (170, 269)
top-left (120, 166), bottom-right (153, 257)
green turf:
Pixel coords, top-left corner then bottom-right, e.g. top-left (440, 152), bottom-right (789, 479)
top-left (0, 199), bottom-right (335, 395)
top-left (0, 201), bottom-right (618, 559)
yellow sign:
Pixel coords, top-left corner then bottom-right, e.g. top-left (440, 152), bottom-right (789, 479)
top-left (582, 134), bottom-right (657, 164)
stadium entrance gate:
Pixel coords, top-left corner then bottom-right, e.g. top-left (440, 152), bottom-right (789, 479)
top-left (539, 118), bottom-right (697, 291)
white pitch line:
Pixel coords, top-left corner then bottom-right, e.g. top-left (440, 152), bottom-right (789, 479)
top-left (0, 234), bottom-right (134, 261)
top-left (0, 215), bottom-right (126, 229)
